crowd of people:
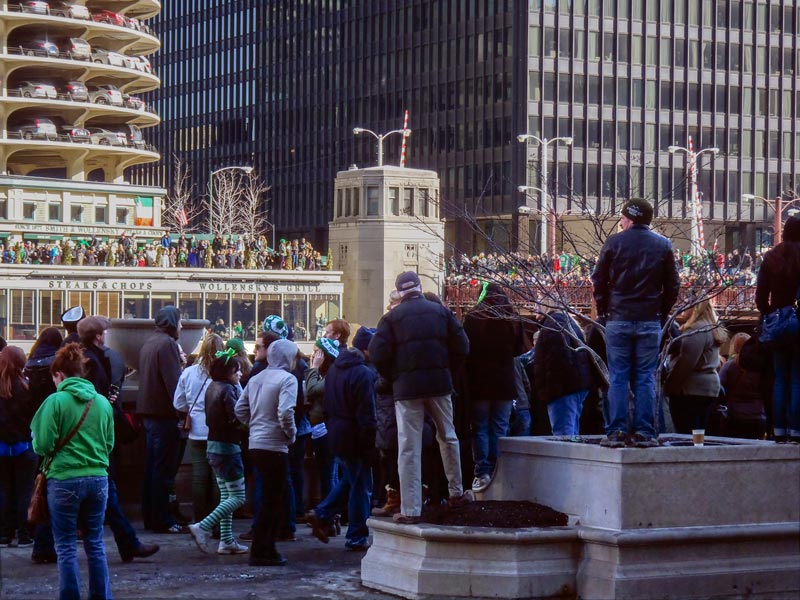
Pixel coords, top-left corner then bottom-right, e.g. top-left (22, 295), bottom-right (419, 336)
top-left (0, 232), bottom-right (329, 271)
top-left (0, 198), bottom-right (798, 600)
top-left (446, 246), bottom-right (766, 288)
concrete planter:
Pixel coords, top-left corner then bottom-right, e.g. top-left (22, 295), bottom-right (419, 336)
top-left (362, 436), bottom-right (800, 600)
top-left (361, 518), bottom-right (579, 600)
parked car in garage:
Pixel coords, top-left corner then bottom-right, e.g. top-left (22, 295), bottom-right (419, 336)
top-left (121, 54), bottom-right (140, 70)
top-left (134, 55), bottom-right (152, 73)
top-left (59, 37), bottom-right (91, 61)
top-left (88, 127), bottom-right (127, 146)
top-left (16, 39), bottom-right (59, 57)
top-left (122, 94), bottom-right (145, 111)
top-left (91, 10), bottom-right (125, 26)
top-left (87, 83), bottom-right (123, 106)
top-left (16, 81), bottom-right (57, 99)
top-left (56, 80), bottom-right (89, 102)
top-left (51, 1), bottom-right (89, 19)
top-left (121, 124), bottom-right (146, 148)
top-left (61, 125), bottom-right (91, 143)
top-left (10, 118), bottom-right (59, 140)
top-left (18, 1), bottom-right (49, 15)
top-left (91, 47), bottom-right (125, 66)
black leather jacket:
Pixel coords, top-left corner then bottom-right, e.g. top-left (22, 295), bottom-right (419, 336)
top-left (591, 224), bottom-right (680, 322)
top-left (205, 380), bottom-right (242, 445)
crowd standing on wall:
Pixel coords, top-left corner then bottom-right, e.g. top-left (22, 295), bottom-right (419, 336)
top-left (0, 205), bottom-right (797, 599)
top-left (0, 232), bottom-right (329, 271)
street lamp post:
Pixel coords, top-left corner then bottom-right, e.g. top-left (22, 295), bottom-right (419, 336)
top-left (742, 194), bottom-right (800, 246)
top-left (668, 142), bottom-right (719, 256)
top-left (352, 127), bottom-right (411, 167)
top-left (517, 185), bottom-right (555, 257)
top-left (208, 165), bottom-right (253, 234)
top-left (516, 135), bottom-right (572, 257)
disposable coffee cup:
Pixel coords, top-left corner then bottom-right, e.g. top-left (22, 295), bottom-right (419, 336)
top-left (692, 429), bottom-right (705, 447)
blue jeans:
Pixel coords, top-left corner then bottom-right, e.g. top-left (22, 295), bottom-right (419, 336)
top-left (509, 408), bottom-right (532, 437)
top-left (471, 400), bottom-right (512, 477)
top-left (547, 390), bottom-right (588, 436)
top-left (141, 418), bottom-right (179, 531)
top-left (311, 434), bottom-right (338, 500)
top-left (605, 320), bottom-right (661, 438)
top-left (48, 476), bottom-right (111, 600)
top-left (105, 478), bottom-right (139, 556)
top-left (315, 458), bottom-right (372, 547)
top-left (772, 344), bottom-right (800, 437)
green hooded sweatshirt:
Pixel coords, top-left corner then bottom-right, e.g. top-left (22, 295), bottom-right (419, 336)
top-left (31, 377), bottom-right (114, 481)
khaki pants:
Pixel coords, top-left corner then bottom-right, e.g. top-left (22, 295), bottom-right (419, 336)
top-left (396, 394), bottom-right (463, 517)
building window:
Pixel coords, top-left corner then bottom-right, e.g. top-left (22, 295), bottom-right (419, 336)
top-left (116, 208), bottom-right (128, 225)
top-left (95, 206), bottom-right (107, 223)
top-left (0, 200), bottom-right (6, 219)
top-left (402, 188), bottom-right (413, 215)
top-left (417, 189), bottom-right (429, 217)
top-left (367, 186), bottom-right (379, 216)
top-left (48, 204), bottom-right (61, 221)
top-left (336, 189), bottom-right (343, 218)
top-left (23, 203), bottom-right (35, 220)
top-left (70, 205), bottom-right (83, 223)
top-left (388, 187), bottom-right (399, 215)
top-left (352, 188), bottom-right (360, 216)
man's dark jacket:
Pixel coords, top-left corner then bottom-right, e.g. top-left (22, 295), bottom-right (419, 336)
top-left (591, 224), bottom-right (680, 322)
top-left (83, 342), bottom-right (112, 399)
top-left (323, 348), bottom-right (377, 459)
top-left (369, 292), bottom-right (469, 401)
top-left (137, 328), bottom-right (182, 418)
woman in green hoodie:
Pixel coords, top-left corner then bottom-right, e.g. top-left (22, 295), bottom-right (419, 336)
top-left (30, 343), bottom-right (114, 600)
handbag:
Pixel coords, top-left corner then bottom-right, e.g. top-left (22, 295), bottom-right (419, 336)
top-left (759, 284), bottom-right (800, 348)
top-left (180, 376), bottom-right (209, 433)
top-left (28, 399), bottom-right (94, 525)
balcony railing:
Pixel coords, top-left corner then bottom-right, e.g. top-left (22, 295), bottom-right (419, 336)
top-left (444, 284), bottom-right (758, 316)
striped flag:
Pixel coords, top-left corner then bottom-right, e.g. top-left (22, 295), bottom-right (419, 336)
top-left (134, 196), bottom-right (154, 226)
top-left (175, 208), bottom-right (188, 227)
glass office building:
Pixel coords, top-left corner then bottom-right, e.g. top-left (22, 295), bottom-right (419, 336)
top-left (137, 0), bottom-right (799, 254)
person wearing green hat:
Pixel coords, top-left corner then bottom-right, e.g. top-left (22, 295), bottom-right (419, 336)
top-left (305, 338), bottom-right (340, 502)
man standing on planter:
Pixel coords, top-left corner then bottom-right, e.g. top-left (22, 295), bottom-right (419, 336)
top-left (591, 199), bottom-right (680, 448)
top-left (369, 271), bottom-right (472, 524)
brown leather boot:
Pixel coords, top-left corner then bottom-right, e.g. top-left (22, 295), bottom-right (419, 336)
top-left (371, 485), bottom-right (401, 517)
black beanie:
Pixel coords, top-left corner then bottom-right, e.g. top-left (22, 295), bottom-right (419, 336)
top-left (783, 215), bottom-right (800, 243)
top-left (621, 198), bottom-right (654, 225)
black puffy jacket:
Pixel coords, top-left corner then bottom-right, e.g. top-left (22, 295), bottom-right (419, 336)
top-left (369, 293), bottom-right (469, 401)
top-left (533, 312), bottom-right (593, 404)
top-left (591, 224), bottom-right (680, 322)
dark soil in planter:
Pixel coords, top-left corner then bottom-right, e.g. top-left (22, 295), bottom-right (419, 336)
top-left (421, 500), bottom-right (568, 528)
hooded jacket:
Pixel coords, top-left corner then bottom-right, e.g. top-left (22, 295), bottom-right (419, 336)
top-left (24, 343), bottom-right (60, 409)
top-left (137, 318), bottom-right (182, 418)
top-left (323, 348), bottom-right (377, 459)
top-left (30, 377), bottom-right (114, 481)
top-left (235, 339), bottom-right (297, 453)
top-left (462, 285), bottom-right (523, 403)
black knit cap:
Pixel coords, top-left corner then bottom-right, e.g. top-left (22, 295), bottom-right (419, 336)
top-left (783, 215), bottom-right (800, 243)
top-left (621, 198), bottom-right (654, 225)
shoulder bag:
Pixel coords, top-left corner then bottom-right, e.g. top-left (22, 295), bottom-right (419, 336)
top-left (759, 283), bottom-right (800, 349)
top-left (180, 376), bottom-right (209, 434)
top-left (28, 399), bottom-right (94, 525)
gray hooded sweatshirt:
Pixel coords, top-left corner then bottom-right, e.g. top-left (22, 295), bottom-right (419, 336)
top-left (235, 339), bottom-right (298, 453)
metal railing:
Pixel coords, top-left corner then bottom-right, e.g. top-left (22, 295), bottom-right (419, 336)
top-left (444, 284), bottom-right (759, 316)
top-left (6, 4), bottom-right (156, 37)
top-left (5, 47), bottom-right (158, 79)
top-left (5, 131), bottom-right (158, 152)
top-left (3, 88), bottom-right (158, 115)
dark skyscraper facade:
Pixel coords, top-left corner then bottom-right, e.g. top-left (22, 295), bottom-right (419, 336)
top-left (138, 0), bottom-right (799, 254)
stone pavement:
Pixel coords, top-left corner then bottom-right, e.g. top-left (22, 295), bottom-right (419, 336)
top-left (0, 521), bottom-right (398, 600)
